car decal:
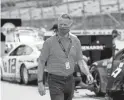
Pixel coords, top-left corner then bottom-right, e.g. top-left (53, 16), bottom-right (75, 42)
top-left (102, 61), bottom-right (108, 66)
top-left (107, 63), bottom-right (112, 69)
top-left (19, 60), bottom-right (34, 63)
top-left (3, 62), bottom-right (7, 72)
top-left (111, 63), bottom-right (124, 78)
top-left (8, 58), bottom-right (16, 73)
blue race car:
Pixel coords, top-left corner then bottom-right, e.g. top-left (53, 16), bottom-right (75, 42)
top-left (90, 48), bottom-right (124, 96)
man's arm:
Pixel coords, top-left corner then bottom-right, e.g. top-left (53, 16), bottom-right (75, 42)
top-left (38, 59), bottom-right (45, 83)
top-left (76, 38), bottom-right (93, 83)
top-left (38, 40), bottom-right (50, 96)
top-left (77, 56), bottom-right (93, 85)
top-left (38, 40), bottom-right (50, 83)
top-left (76, 38), bottom-right (90, 75)
top-left (38, 58), bottom-right (46, 96)
top-left (78, 59), bottom-right (91, 76)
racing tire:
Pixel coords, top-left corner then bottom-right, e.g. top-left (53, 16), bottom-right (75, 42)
top-left (20, 65), bottom-right (30, 85)
top-left (0, 68), bottom-right (3, 81)
top-left (91, 67), bottom-right (105, 96)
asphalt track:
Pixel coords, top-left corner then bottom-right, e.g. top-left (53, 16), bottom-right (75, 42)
top-left (1, 81), bottom-right (104, 100)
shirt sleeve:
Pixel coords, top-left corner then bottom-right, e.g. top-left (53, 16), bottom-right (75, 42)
top-left (39, 40), bottom-right (50, 63)
top-left (76, 38), bottom-right (83, 62)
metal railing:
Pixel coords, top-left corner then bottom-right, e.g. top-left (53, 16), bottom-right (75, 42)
top-left (1, 0), bottom-right (124, 29)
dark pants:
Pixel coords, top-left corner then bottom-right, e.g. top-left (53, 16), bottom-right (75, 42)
top-left (48, 74), bottom-right (75, 100)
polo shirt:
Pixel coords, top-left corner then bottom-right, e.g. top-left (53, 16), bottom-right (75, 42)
top-left (39, 32), bottom-right (83, 76)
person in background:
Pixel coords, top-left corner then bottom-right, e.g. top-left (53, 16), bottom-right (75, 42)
top-left (39, 27), bottom-right (46, 40)
top-left (112, 29), bottom-right (120, 55)
top-left (38, 13), bottom-right (93, 100)
top-left (50, 24), bottom-right (58, 33)
top-left (74, 55), bottom-right (94, 94)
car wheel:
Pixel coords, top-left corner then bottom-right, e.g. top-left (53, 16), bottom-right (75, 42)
top-left (21, 65), bottom-right (29, 85)
top-left (0, 68), bottom-right (3, 80)
top-left (91, 68), bottom-right (105, 96)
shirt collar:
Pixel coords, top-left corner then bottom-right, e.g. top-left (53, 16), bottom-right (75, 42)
top-left (57, 32), bottom-right (71, 39)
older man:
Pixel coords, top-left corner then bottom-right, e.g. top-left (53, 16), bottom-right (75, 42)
top-left (38, 14), bottom-right (93, 100)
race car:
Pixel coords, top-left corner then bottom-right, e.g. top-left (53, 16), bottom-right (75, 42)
top-left (0, 43), bottom-right (41, 85)
top-left (106, 48), bottom-right (124, 100)
top-left (90, 48), bottom-right (124, 96)
top-left (4, 27), bottom-right (44, 53)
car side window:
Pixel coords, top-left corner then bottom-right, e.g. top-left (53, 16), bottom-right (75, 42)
top-left (9, 46), bottom-right (25, 56)
top-left (23, 46), bottom-right (33, 55)
top-left (9, 45), bottom-right (33, 56)
top-left (16, 47), bottom-right (25, 56)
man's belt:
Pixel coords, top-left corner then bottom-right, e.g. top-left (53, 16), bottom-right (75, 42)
top-left (48, 73), bottom-right (73, 80)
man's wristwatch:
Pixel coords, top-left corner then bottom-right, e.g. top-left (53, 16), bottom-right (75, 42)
top-left (38, 80), bottom-right (43, 83)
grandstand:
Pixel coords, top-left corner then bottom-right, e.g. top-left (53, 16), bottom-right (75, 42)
top-left (1, 0), bottom-right (124, 30)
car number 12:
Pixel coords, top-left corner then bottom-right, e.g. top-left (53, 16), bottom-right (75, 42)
top-left (8, 58), bottom-right (16, 73)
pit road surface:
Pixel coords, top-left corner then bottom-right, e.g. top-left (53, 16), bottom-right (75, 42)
top-left (1, 81), bottom-right (104, 100)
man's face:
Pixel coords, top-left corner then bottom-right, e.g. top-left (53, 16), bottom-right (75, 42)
top-left (58, 18), bottom-right (72, 35)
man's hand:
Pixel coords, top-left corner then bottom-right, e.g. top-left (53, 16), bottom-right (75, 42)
top-left (38, 82), bottom-right (46, 96)
top-left (87, 74), bottom-right (94, 84)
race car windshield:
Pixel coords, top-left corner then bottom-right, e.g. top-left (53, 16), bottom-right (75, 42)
top-left (16, 30), bottom-right (43, 42)
top-left (18, 35), bottom-right (41, 42)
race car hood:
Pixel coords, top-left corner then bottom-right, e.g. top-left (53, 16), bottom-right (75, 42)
top-left (22, 60), bottom-right (38, 70)
top-left (92, 58), bottom-right (111, 67)
top-left (25, 41), bottom-right (44, 48)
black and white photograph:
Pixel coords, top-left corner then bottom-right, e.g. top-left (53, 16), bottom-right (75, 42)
top-left (0, 0), bottom-right (124, 100)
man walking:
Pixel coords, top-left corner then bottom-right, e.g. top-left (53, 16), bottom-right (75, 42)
top-left (38, 14), bottom-right (93, 100)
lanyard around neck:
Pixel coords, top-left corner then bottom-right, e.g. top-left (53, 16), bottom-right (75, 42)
top-left (56, 34), bottom-right (72, 58)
